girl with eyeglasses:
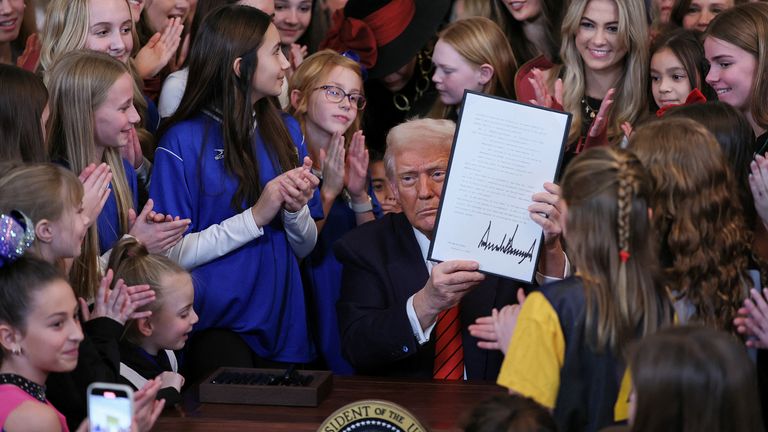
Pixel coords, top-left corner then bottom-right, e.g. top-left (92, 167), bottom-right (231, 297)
top-left (150, 5), bottom-right (322, 381)
top-left (287, 49), bottom-right (380, 374)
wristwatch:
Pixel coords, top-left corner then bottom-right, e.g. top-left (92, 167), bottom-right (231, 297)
top-left (347, 193), bottom-right (373, 213)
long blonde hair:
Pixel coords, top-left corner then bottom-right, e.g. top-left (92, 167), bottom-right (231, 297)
top-left (557, 0), bottom-right (648, 145)
top-left (39, 0), bottom-right (90, 73)
top-left (40, 0), bottom-right (154, 156)
top-left (561, 147), bottom-right (671, 353)
top-left (288, 49), bottom-right (364, 145)
top-left (430, 17), bottom-right (518, 119)
top-left (46, 50), bottom-right (135, 299)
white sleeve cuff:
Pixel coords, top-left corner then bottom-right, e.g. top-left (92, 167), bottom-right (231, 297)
top-left (535, 251), bottom-right (571, 285)
top-left (163, 209), bottom-right (264, 269)
top-left (282, 205), bottom-right (317, 258)
top-left (406, 295), bottom-right (437, 345)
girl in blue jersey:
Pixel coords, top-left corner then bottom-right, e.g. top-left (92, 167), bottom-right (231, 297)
top-left (149, 4), bottom-right (321, 379)
top-left (287, 49), bottom-right (379, 374)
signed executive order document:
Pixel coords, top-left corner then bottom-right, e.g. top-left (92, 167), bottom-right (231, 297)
top-left (428, 91), bottom-right (571, 283)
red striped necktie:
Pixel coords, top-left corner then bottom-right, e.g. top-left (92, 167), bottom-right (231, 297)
top-left (433, 305), bottom-right (464, 380)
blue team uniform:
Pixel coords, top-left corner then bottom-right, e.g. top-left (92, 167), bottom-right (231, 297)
top-left (98, 159), bottom-right (138, 253)
top-left (149, 111), bottom-right (322, 363)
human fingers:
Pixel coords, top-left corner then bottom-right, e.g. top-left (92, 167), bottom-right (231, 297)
top-left (145, 31), bottom-right (162, 49)
top-left (749, 288), bottom-right (768, 316)
top-left (529, 210), bottom-right (555, 230)
top-left (435, 259), bottom-right (481, 274)
top-left (621, 121), bottom-right (634, 139)
top-left (78, 163), bottom-right (98, 183)
top-left (301, 155), bottom-right (313, 171)
top-left (468, 322), bottom-right (497, 339)
top-left (744, 299), bottom-right (768, 335)
top-left (78, 298), bottom-right (92, 322)
top-left (437, 269), bottom-right (486, 287)
top-left (156, 231), bottom-right (184, 251)
top-left (542, 181), bottom-right (561, 196)
top-left (516, 288), bottom-right (527, 305)
top-left (92, 270), bottom-right (113, 317)
top-left (743, 314), bottom-right (768, 346)
top-left (528, 69), bottom-right (548, 107)
top-left (160, 17), bottom-right (180, 43)
top-left (136, 199), bottom-right (155, 224)
top-left (156, 218), bottom-right (191, 234)
top-left (146, 399), bottom-right (165, 430)
top-left (553, 78), bottom-right (564, 107)
top-left (527, 201), bottom-right (558, 219)
top-left (81, 163), bottom-right (109, 188)
top-left (756, 155), bottom-right (768, 190)
top-left (107, 279), bottom-right (126, 311)
top-left (126, 284), bottom-right (156, 304)
top-left (531, 189), bottom-right (558, 205)
top-left (281, 171), bottom-right (307, 195)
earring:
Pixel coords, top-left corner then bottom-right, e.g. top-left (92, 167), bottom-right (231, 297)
top-left (12, 346), bottom-right (22, 356)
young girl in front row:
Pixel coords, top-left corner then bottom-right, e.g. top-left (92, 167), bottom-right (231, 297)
top-left (649, 28), bottom-right (716, 115)
top-left (497, 147), bottom-right (672, 432)
top-left (109, 237), bottom-right (197, 405)
top-left (287, 49), bottom-right (377, 374)
top-left (0, 163), bottom-right (158, 430)
top-left (0, 213), bottom-right (82, 432)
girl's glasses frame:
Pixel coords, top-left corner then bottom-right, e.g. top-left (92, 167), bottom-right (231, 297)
top-left (314, 85), bottom-right (367, 110)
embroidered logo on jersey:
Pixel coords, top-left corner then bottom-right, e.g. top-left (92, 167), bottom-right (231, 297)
top-left (214, 149), bottom-right (224, 160)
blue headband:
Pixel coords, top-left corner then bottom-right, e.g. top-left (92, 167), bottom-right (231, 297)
top-left (341, 50), bottom-right (369, 82)
top-left (0, 211), bottom-right (35, 268)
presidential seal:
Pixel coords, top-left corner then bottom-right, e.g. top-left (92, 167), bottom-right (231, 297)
top-left (318, 400), bottom-right (428, 432)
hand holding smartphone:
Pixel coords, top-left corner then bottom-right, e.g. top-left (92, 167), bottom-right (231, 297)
top-left (87, 383), bottom-right (133, 432)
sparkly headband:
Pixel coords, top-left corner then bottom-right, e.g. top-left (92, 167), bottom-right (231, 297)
top-left (0, 211), bottom-right (35, 268)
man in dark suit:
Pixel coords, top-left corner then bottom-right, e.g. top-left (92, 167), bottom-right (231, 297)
top-left (334, 118), bottom-right (566, 380)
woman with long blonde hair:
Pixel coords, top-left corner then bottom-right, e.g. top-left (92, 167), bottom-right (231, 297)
top-left (520, 0), bottom-right (648, 164)
top-left (429, 16), bottom-right (517, 120)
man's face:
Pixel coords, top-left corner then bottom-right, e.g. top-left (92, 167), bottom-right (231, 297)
top-left (391, 144), bottom-right (449, 238)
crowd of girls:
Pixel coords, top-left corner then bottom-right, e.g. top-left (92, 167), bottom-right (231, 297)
top-left (3, 0), bottom-right (768, 430)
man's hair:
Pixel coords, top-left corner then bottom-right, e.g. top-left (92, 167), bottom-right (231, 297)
top-left (383, 118), bottom-right (455, 181)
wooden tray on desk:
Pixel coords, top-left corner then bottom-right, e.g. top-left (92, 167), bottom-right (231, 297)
top-left (198, 367), bottom-right (333, 407)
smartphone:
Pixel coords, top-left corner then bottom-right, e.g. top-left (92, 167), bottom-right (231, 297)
top-left (87, 382), bottom-right (133, 432)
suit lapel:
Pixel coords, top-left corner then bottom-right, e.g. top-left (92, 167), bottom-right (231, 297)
top-left (385, 214), bottom-right (430, 302)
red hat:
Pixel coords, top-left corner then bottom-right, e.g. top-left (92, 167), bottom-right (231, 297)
top-left (321, 0), bottom-right (450, 79)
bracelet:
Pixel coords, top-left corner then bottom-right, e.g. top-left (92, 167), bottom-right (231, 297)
top-left (348, 196), bottom-right (373, 213)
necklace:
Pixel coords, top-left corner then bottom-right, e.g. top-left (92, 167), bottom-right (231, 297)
top-left (581, 97), bottom-right (598, 120)
top-left (0, 373), bottom-right (46, 403)
top-left (393, 51), bottom-right (433, 112)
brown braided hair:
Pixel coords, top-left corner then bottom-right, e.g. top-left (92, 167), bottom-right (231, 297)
top-left (561, 147), bottom-right (671, 353)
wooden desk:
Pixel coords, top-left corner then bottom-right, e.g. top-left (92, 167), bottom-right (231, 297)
top-left (155, 376), bottom-right (506, 431)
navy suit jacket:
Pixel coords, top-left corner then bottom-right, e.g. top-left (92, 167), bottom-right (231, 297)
top-left (334, 212), bottom-right (525, 379)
